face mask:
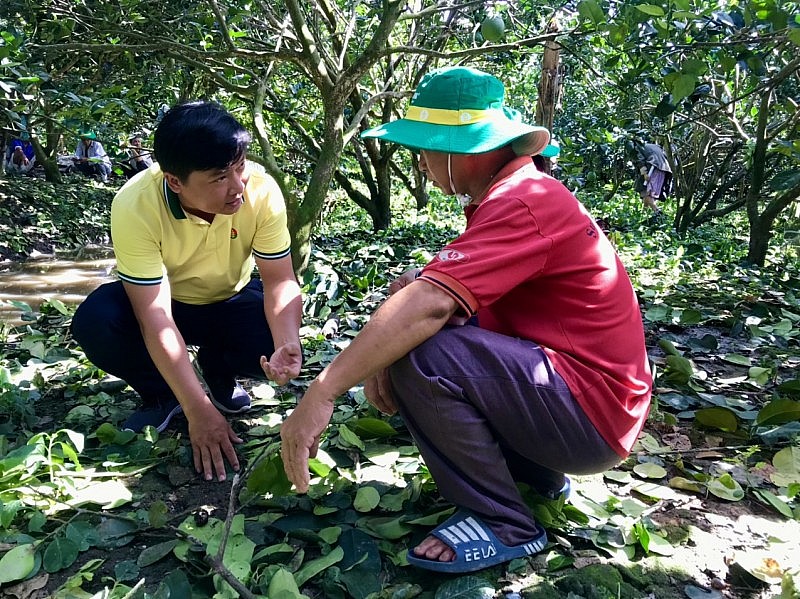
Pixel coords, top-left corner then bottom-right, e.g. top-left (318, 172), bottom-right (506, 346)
top-left (448, 154), bottom-right (472, 207)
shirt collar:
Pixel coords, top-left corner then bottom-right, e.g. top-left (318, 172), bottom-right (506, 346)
top-left (162, 177), bottom-right (187, 220)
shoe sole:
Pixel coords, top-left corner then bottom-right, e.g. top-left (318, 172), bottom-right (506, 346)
top-left (188, 348), bottom-right (251, 415)
top-left (210, 397), bottom-right (252, 415)
top-left (122, 403), bottom-right (184, 434)
top-left (155, 404), bottom-right (185, 432)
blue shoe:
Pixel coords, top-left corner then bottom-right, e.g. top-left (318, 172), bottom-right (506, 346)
top-left (541, 476), bottom-right (571, 501)
top-left (407, 509), bottom-right (547, 573)
top-left (210, 383), bottom-right (252, 414)
top-left (123, 399), bottom-right (183, 433)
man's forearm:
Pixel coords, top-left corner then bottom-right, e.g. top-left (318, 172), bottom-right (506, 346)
top-left (312, 282), bottom-right (456, 405)
top-left (263, 279), bottom-right (303, 349)
top-left (139, 318), bottom-right (211, 416)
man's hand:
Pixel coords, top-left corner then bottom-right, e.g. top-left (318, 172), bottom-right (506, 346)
top-left (280, 385), bottom-right (334, 493)
top-left (187, 401), bottom-right (243, 481)
top-left (364, 369), bottom-right (397, 415)
top-left (260, 342), bottom-right (302, 385)
top-left (388, 268), bottom-right (421, 295)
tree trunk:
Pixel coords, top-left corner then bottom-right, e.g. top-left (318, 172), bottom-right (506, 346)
top-left (288, 107), bottom-right (346, 272)
top-left (746, 183), bottom-right (800, 265)
top-left (372, 158), bottom-right (392, 230)
top-left (535, 31), bottom-right (561, 176)
top-left (746, 219), bottom-right (772, 266)
top-left (31, 136), bottom-right (62, 183)
top-left (409, 154), bottom-right (428, 210)
top-left (333, 156), bottom-right (391, 231)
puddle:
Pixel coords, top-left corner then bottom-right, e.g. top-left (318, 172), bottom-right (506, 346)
top-left (0, 248), bottom-right (117, 327)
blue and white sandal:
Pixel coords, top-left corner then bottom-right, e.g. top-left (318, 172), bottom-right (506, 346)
top-left (406, 510), bottom-right (548, 573)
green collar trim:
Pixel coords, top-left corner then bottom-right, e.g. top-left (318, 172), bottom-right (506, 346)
top-left (162, 178), bottom-right (187, 220)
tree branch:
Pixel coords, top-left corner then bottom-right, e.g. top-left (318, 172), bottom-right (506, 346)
top-left (207, 0), bottom-right (236, 52)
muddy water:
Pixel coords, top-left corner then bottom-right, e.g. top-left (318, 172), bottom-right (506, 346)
top-left (0, 247), bottom-right (117, 327)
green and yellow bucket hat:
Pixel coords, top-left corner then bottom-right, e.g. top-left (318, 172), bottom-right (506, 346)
top-left (361, 66), bottom-right (550, 156)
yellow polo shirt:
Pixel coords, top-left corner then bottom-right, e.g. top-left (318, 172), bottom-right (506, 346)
top-left (111, 163), bottom-right (291, 305)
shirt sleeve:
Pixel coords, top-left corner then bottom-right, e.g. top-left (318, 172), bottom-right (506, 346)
top-left (111, 189), bottom-right (165, 285)
top-left (249, 172), bottom-right (292, 260)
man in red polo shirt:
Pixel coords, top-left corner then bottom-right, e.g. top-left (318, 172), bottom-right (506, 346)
top-left (277, 67), bottom-right (652, 573)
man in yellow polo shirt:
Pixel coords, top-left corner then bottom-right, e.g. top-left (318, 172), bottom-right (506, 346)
top-left (71, 102), bottom-right (303, 482)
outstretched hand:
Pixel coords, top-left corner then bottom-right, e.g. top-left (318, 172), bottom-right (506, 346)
top-left (187, 402), bottom-right (242, 482)
top-left (260, 342), bottom-right (302, 385)
top-left (280, 385), bottom-right (334, 493)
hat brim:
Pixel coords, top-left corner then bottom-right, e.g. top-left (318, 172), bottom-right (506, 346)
top-left (540, 143), bottom-right (560, 158)
top-left (362, 118), bottom-right (549, 156)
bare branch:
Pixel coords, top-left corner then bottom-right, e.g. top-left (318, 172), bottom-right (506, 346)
top-left (344, 90), bottom-right (410, 145)
top-left (207, 0), bottom-right (237, 52)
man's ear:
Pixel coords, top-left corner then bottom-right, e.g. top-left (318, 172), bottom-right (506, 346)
top-left (164, 173), bottom-right (183, 194)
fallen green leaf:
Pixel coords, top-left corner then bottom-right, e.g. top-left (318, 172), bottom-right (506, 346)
top-left (354, 486), bottom-right (381, 512)
top-left (695, 406), bottom-right (738, 432)
top-left (0, 543), bottom-right (36, 584)
top-left (722, 354), bottom-right (751, 366)
top-left (755, 398), bottom-right (800, 425)
top-left (137, 540), bottom-right (180, 568)
top-left (707, 474), bottom-right (744, 501)
top-left (294, 545), bottom-right (344, 587)
top-left (753, 489), bottom-right (794, 519)
top-left (43, 537), bottom-right (79, 573)
top-left (267, 567), bottom-right (308, 599)
top-left (434, 574), bottom-right (495, 598)
top-left (771, 446), bottom-right (800, 486)
top-left (633, 463), bottom-right (668, 479)
top-left (669, 477), bottom-right (703, 493)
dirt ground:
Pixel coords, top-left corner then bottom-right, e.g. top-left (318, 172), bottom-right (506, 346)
top-left (6, 386), bottom-right (792, 599)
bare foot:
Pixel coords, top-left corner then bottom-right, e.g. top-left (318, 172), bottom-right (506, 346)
top-left (412, 535), bottom-right (455, 562)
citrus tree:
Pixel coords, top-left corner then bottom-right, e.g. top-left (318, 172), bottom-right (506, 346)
top-left (4, 0), bottom-right (798, 266)
top-left (556, 0), bottom-right (800, 264)
top-left (4, 0), bottom-right (563, 270)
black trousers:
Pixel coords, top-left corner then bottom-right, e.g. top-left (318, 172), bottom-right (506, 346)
top-left (70, 279), bottom-right (273, 404)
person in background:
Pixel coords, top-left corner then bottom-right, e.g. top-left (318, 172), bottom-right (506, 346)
top-left (634, 138), bottom-right (672, 218)
top-left (70, 102), bottom-right (303, 482)
top-left (73, 130), bottom-right (113, 182)
top-left (5, 131), bottom-right (36, 175)
top-left (278, 66), bottom-right (652, 573)
top-left (121, 134), bottom-right (153, 179)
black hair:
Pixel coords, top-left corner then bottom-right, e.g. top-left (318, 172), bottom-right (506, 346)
top-left (153, 101), bottom-right (251, 180)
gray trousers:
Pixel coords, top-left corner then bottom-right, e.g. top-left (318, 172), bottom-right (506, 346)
top-left (389, 325), bottom-right (620, 546)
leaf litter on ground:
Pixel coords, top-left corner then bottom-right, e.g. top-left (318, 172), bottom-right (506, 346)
top-left (1, 191), bottom-right (799, 598)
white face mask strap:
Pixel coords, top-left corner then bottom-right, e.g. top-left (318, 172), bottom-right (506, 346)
top-left (448, 153), bottom-right (472, 207)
